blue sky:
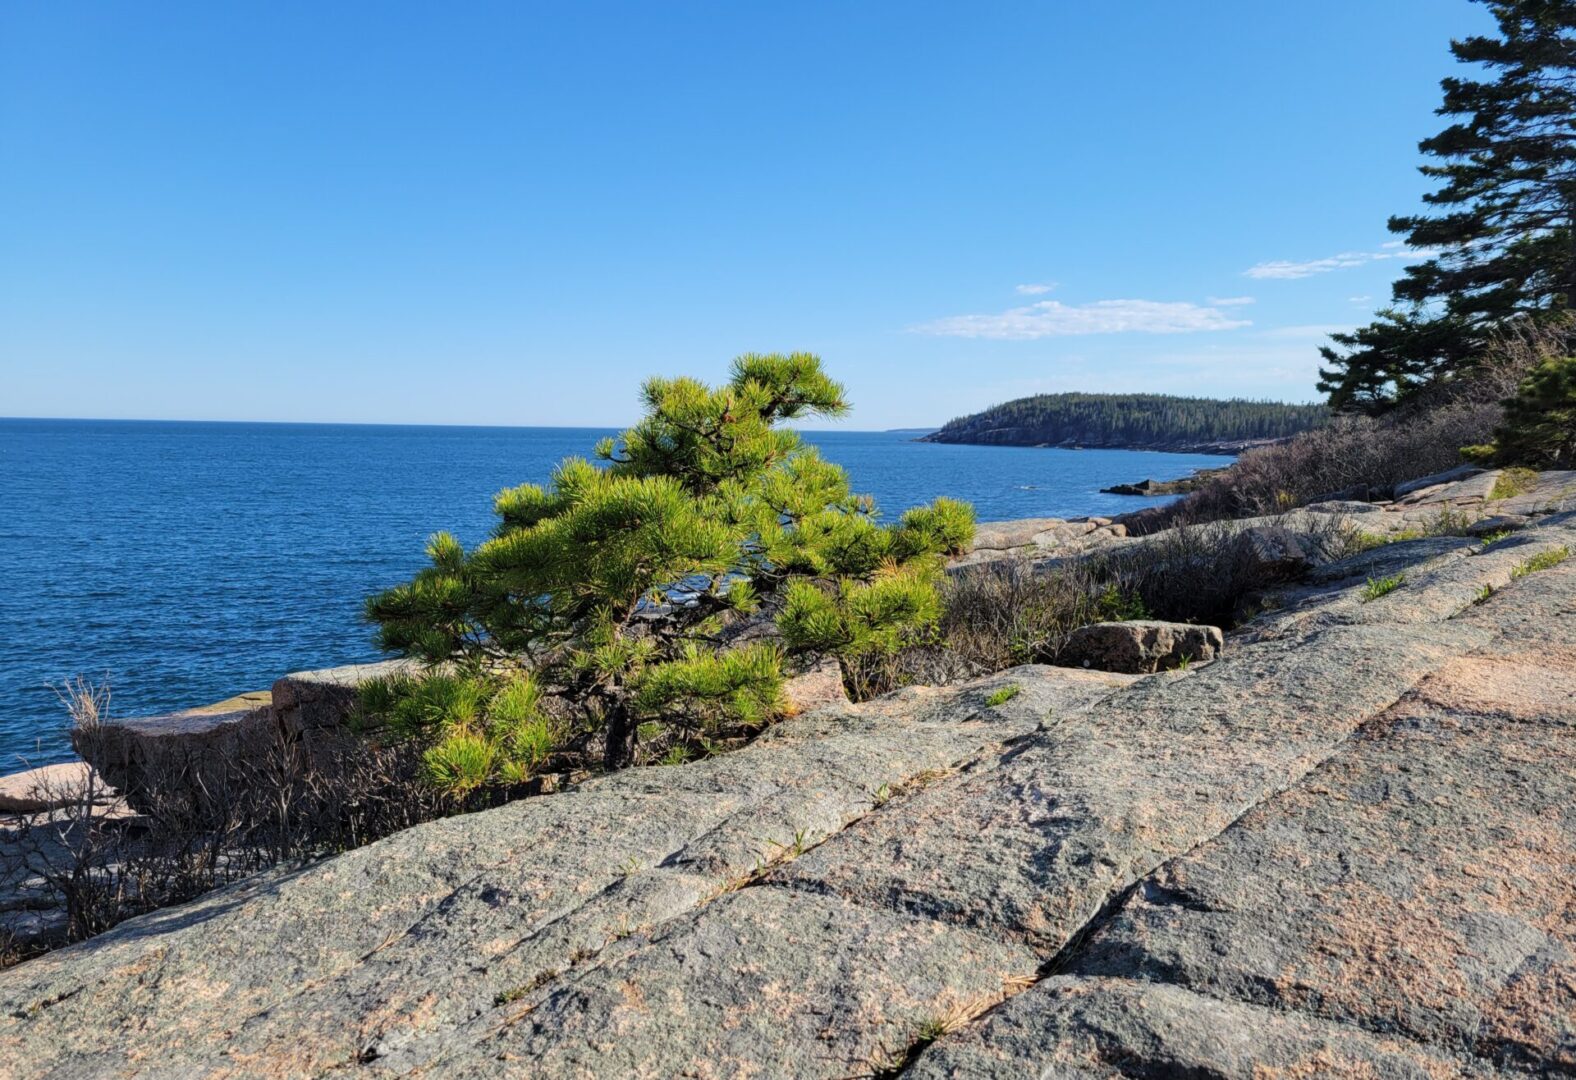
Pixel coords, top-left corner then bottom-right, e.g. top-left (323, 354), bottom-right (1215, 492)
top-left (1, 1), bottom-right (1493, 429)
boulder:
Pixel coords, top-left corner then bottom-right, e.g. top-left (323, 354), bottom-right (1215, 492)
top-left (1099, 471), bottom-right (1219, 497)
top-left (1301, 498), bottom-right (1385, 515)
top-left (71, 697), bottom-right (276, 816)
top-left (271, 658), bottom-right (426, 771)
top-left (1389, 468), bottom-right (1501, 510)
top-left (780, 657), bottom-right (849, 715)
top-left (1231, 524), bottom-right (1311, 580)
top-left (1101, 480), bottom-right (1161, 496)
top-left (1467, 512), bottom-right (1530, 536)
top-left (968, 518), bottom-right (1068, 552)
top-left (271, 659), bottom-right (419, 741)
top-left (1060, 620), bottom-right (1223, 674)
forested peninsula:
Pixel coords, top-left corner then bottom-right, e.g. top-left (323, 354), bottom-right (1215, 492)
top-left (922, 392), bottom-right (1329, 453)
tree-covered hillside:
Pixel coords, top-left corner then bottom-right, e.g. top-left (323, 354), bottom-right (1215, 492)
top-left (923, 393), bottom-right (1328, 452)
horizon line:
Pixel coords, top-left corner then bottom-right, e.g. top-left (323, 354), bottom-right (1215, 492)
top-left (0, 415), bottom-right (942, 434)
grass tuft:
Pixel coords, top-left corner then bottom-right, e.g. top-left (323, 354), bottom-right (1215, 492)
top-left (1511, 545), bottom-right (1570, 579)
top-left (983, 684), bottom-right (1021, 707)
top-left (1360, 573), bottom-right (1406, 602)
top-left (1489, 466), bottom-right (1538, 501)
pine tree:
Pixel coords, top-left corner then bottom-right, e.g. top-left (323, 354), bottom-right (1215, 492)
top-left (360, 354), bottom-right (974, 792)
top-left (1489, 353), bottom-right (1576, 463)
top-left (1319, 0), bottom-right (1576, 412)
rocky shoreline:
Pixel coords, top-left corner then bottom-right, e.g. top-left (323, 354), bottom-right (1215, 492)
top-left (918, 430), bottom-right (1283, 455)
top-left (2, 466), bottom-right (1574, 1076)
top-left (1100, 466), bottom-right (1228, 496)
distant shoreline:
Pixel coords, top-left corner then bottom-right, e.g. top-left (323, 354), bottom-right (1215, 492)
top-left (915, 433), bottom-right (1274, 456)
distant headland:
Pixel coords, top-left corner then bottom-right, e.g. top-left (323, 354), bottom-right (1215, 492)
top-left (921, 392), bottom-right (1329, 454)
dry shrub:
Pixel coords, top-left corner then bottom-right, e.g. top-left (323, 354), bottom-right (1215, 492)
top-left (841, 644), bottom-right (984, 701)
top-left (1135, 405), bottom-right (1502, 531)
top-left (940, 557), bottom-right (1123, 672)
top-left (1102, 515), bottom-right (1359, 626)
top-left (941, 515), bottom-right (1362, 672)
top-left (2, 679), bottom-right (503, 961)
top-left (1132, 320), bottom-right (1569, 534)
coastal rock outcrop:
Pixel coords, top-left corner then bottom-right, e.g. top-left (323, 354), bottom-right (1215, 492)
top-left (3, 509), bottom-right (1572, 1077)
top-left (0, 764), bottom-right (101, 816)
top-left (70, 692), bottom-right (273, 816)
top-left (1058, 619), bottom-right (1223, 673)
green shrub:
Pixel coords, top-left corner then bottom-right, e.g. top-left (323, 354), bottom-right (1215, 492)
top-left (1490, 356), bottom-right (1576, 467)
top-left (363, 354), bottom-right (974, 793)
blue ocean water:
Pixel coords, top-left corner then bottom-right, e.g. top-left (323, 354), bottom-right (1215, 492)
top-left (0, 419), bottom-right (1224, 771)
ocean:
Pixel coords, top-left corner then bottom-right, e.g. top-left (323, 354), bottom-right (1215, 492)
top-left (0, 418), bottom-right (1225, 771)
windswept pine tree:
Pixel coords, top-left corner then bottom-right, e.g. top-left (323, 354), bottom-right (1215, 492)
top-left (1319, 0), bottom-right (1576, 412)
top-left (361, 354), bottom-right (974, 793)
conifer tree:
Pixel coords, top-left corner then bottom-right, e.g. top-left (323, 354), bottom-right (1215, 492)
top-left (1319, 0), bottom-right (1576, 412)
top-left (361, 354), bottom-right (974, 792)
top-left (1485, 352), bottom-right (1576, 463)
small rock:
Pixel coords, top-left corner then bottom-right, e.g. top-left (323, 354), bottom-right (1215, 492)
top-left (1302, 499), bottom-right (1385, 515)
top-left (1060, 621), bottom-right (1224, 674)
top-left (1233, 525), bottom-right (1311, 581)
top-left (781, 657), bottom-right (850, 715)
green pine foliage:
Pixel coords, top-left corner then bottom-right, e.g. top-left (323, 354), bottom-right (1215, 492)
top-left (362, 354), bottom-right (975, 794)
top-left (1319, 0), bottom-right (1576, 412)
top-left (925, 393), bottom-right (1327, 449)
top-left (1482, 354), bottom-right (1576, 465)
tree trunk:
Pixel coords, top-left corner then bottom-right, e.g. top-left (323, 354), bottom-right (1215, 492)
top-left (1565, 193), bottom-right (1576, 308)
top-left (603, 705), bottom-right (636, 770)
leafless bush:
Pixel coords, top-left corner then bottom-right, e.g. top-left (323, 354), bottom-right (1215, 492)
top-left (1133, 406), bottom-right (1502, 531)
top-left (941, 514), bottom-right (1362, 671)
top-left (1, 680), bottom-right (500, 963)
top-left (1130, 321), bottom-right (1571, 534)
top-left (842, 644), bottom-right (983, 701)
top-left (1104, 514), bottom-right (1361, 626)
top-left (940, 557), bottom-right (1121, 671)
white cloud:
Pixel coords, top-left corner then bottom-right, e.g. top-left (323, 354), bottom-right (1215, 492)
top-left (914, 298), bottom-right (1252, 339)
top-left (1256, 323), bottom-right (1353, 340)
top-left (1244, 245), bottom-right (1442, 280)
top-left (1206, 295), bottom-right (1255, 307)
top-left (1014, 282), bottom-right (1056, 295)
top-left (1348, 295), bottom-right (1372, 303)
top-left (1244, 251), bottom-right (1380, 279)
